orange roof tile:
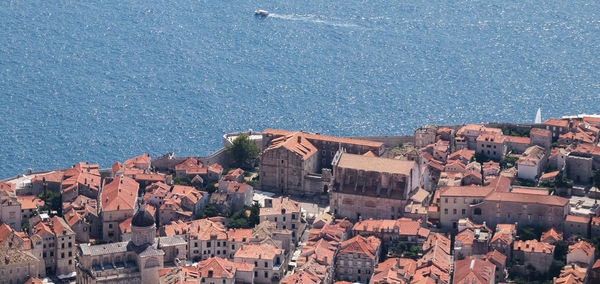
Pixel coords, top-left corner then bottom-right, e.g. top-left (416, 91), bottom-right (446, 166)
top-left (101, 175), bottom-right (139, 212)
top-left (545, 119), bottom-right (570, 128)
top-left (565, 215), bottom-right (590, 224)
top-left (448, 149), bottom-right (475, 162)
top-left (505, 136), bottom-right (530, 144)
top-left (16, 195), bottom-right (44, 210)
top-left (264, 132), bottom-right (318, 160)
top-left (119, 217), bottom-right (133, 234)
top-left (513, 239), bottom-right (554, 254)
top-left (227, 228), bottom-right (252, 242)
top-left (530, 128), bottom-right (551, 136)
top-left (453, 256), bottom-right (496, 284)
top-left (263, 129), bottom-right (384, 148)
top-left (260, 197), bottom-right (301, 216)
top-left (339, 235), bottom-right (381, 259)
top-left (541, 227), bottom-right (563, 243)
top-left (281, 271), bottom-right (320, 284)
top-left (568, 240), bottom-right (595, 258)
top-left (31, 171), bottom-right (64, 183)
top-left (485, 191), bottom-right (568, 207)
top-left (124, 153), bottom-right (151, 168)
top-left (175, 157), bottom-right (203, 171)
top-left (234, 243), bottom-right (284, 260)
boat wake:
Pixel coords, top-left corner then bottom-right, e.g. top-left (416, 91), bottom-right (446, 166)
top-left (267, 13), bottom-right (360, 28)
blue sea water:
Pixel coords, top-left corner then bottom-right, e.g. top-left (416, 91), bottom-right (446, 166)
top-left (1, 0), bottom-right (600, 178)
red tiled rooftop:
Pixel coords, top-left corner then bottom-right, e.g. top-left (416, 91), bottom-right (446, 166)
top-left (544, 119), bottom-right (569, 128)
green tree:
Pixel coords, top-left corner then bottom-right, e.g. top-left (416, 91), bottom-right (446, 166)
top-left (205, 181), bottom-right (218, 194)
top-left (248, 202), bottom-right (261, 227)
top-left (38, 190), bottom-right (62, 216)
top-left (500, 154), bottom-right (519, 169)
top-left (518, 225), bottom-right (543, 241)
top-left (228, 210), bottom-right (250, 229)
top-left (196, 204), bottom-right (220, 219)
top-left (173, 176), bottom-right (191, 186)
top-left (553, 240), bottom-right (568, 261)
top-left (594, 169), bottom-right (600, 187)
top-left (226, 133), bottom-right (259, 170)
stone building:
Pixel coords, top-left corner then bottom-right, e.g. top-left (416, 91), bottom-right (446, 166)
top-left (99, 175), bottom-right (139, 242)
top-left (438, 176), bottom-right (510, 229)
top-left (234, 243), bottom-right (286, 284)
top-left (453, 256), bottom-right (496, 284)
top-left (330, 152), bottom-right (420, 220)
top-left (476, 133), bottom-right (507, 160)
top-left (260, 129), bottom-right (384, 195)
top-left (564, 214), bottom-right (590, 238)
top-left (415, 125), bottom-right (438, 148)
top-left (30, 171), bottom-right (63, 196)
top-left (0, 190), bottom-right (22, 231)
top-left (31, 216), bottom-right (76, 276)
top-left (489, 224), bottom-right (517, 259)
top-left (567, 240), bottom-right (595, 267)
top-left (260, 197), bottom-right (304, 242)
top-left (530, 128), bottom-right (552, 150)
top-left (335, 235), bottom-right (381, 283)
top-left (512, 239), bottom-right (554, 273)
top-left (186, 257), bottom-right (254, 284)
top-left (470, 191), bottom-right (569, 230)
top-left (0, 231), bottom-right (42, 284)
top-left (544, 119), bottom-right (570, 138)
top-left (351, 218), bottom-right (430, 245)
top-left (77, 205), bottom-right (186, 284)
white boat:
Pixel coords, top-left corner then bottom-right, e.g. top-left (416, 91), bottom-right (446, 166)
top-left (255, 9), bottom-right (269, 16)
top-left (535, 107), bottom-right (542, 124)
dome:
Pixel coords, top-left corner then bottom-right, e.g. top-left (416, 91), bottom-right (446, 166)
top-left (132, 206), bottom-right (155, 227)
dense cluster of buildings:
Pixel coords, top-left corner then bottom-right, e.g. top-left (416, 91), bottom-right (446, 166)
top-left (1, 116), bottom-right (600, 283)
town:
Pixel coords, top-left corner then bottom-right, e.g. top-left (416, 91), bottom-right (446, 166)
top-left (1, 115), bottom-right (600, 284)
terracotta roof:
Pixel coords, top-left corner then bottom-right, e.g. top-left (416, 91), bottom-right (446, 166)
top-left (260, 197), bottom-right (301, 216)
top-left (453, 256), bottom-right (496, 284)
top-left (223, 168), bottom-right (244, 181)
top-left (593, 259), bottom-right (600, 270)
top-left (175, 157), bottom-right (203, 171)
top-left (281, 270), bottom-right (321, 284)
top-left (353, 218), bottom-right (430, 238)
top-left (371, 258), bottom-right (417, 284)
top-left (264, 132), bottom-right (318, 160)
top-left (539, 171), bottom-right (560, 181)
top-left (485, 249), bottom-right (507, 265)
top-left (363, 150), bottom-right (377, 157)
top-left (23, 277), bottom-right (43, 284)
top-left (234, 243), bottom-right (284, 260)
top-left (505, 136), bottom-right (530, 144)
top-left (124, 153), bottom-right (151, 168)
top-left (227, 228), bottom-right (252, 242)
top-left (510, 187), bottom-right (548, 195)
top-left (439, 184), bottom-right (493, 198)
top-left (485, 191), bottom-right (568, 206)
top-left (101, 175), bottom-right (139, 212)
top-left (0, 181), bottom-right (15, 192)
top-left (339, 235), bottom-right (381, 259)
top-left (64, 209), bottom-right (84, 227)
top-left (162, 219), bottom-right (227, 241)
top-left (448, 149), bottom-right (475, 162)
top-left (541, 227), bottom-right (563, 243)
top-left (119, 217), bottom-right (133, 234)
top-left (31, 171), bottom-right (64, 183)
top-left (264, 129), bottom-right (384, 148)
top-left (565, 215), bottom-right (590, 224)
top-left (336, 152), bottom-right (415, 175)
top-left (530, 128), bottom-right (551, 136)
top-left (568, 240), bottom-right (595, 258)
top-left (545, 119), bottom-right (570, 128)
top-left (476, 133), bottom-right (506, 143)
top-left (571, 143), bottom-right (600, 156)
top-left (513, 239), bottom-right (554, 254)
top-left (16, 195), bottom-right (44, 210)
top-left (191, 257), bottom-right (254, 279)
top-left (223, 182), bottom-right (250, 194)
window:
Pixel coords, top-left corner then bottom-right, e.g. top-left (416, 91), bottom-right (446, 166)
top-left (50, 252), bottom-right (54, 257)
top-left (195, 242), bottom-right (198, 247)
top-left (444, 198), bottom-right (448, 203)
top-left (454, 198), bottom-right (456, 203)
top-left (231, 245), bottom-right (235, 249)
top-left (274, 217), bottom-right (278, 222)
top-left (109, 224), bottom-right (113, 229)
top-left (264, 271), bottom-right (268, 278)
top-left (444, 208), bottom-right (448, 215)
top-left (265, 261), bottom-right (268, 267)
top-left (283, 216), bottom-right (286, 222)
top-left (453, 209), bottom-right (457, 215)
top-left (207, 242), bottom-right (211, 247)
top-left (291, 224), bottom-right (295, 229)
top-left (462, 209), bottom-right (466, 215)
top-left (254, 271), bottom-right (258, 277)
top-left (291, 214), bottom-right (296, 219)
top-left (217, 242), bottom-right (220, 247)
top-left (61, 253), bottom-right (65, 258)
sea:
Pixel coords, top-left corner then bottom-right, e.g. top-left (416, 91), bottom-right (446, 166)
top-left (1, 0), bottom-right (600, 178)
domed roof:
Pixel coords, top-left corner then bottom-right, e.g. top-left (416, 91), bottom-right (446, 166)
top-left (132, 205), bottom-right (155, 227)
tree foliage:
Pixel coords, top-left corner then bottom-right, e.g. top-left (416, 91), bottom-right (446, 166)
top-left (38, 190), bottom-right (62, 216)
top-left (226, 133), bottom-right (259, 170)
top-left (195, 204), bottom-right (220, 219)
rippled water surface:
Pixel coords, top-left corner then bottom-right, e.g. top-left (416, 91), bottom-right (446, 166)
top-left (1, 0), bottom-right (600, 177)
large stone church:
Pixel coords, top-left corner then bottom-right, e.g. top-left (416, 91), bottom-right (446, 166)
top-left (76, 204), bottom-right (186, 283)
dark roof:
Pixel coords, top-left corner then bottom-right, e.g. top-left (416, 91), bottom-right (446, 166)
top-left (131, 205), bottom-right (155, 227)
